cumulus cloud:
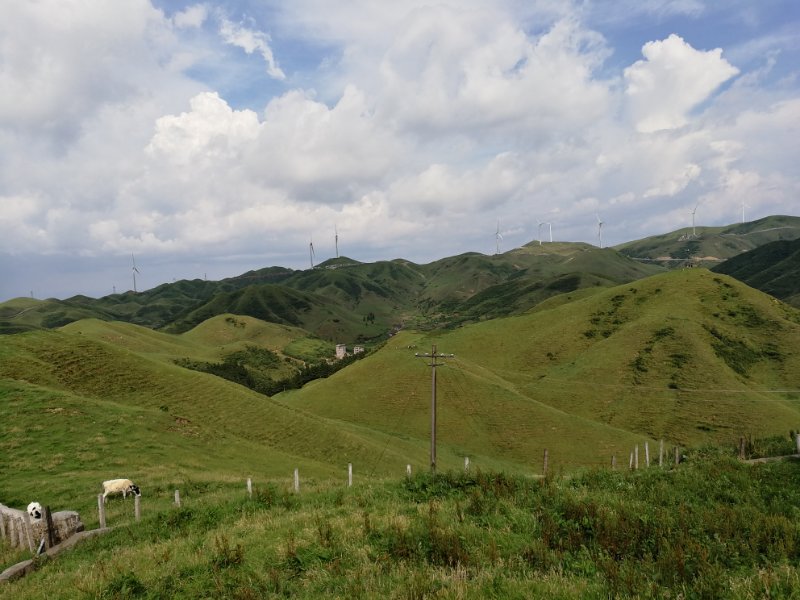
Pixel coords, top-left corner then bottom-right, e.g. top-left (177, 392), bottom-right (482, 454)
top-left (1, 0), bottom-right (799, 300)
top-left (624, 34), bottom-right (740, 132)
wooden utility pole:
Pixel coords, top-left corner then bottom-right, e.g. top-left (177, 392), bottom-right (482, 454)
top-left (416, 344), bottom-right (453, 473)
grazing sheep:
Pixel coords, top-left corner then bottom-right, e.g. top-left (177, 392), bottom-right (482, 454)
top-left (102, 479), bottom-right (141, 502)
top-left (27, 501), bottom-right (42, 520)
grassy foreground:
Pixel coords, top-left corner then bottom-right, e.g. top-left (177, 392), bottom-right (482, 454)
top-left (3, 446), bottom-right (800, 599)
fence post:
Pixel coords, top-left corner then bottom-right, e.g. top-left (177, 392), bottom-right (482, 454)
top-left (406, 464), bottom-right (412, 479)
top-left (634, 445), bottom-right (639, 470)
top-left (293, 468), bottom-right (300, 493)
top-left (44, 506), bottom-right (56, 548)
top-left (348, 463), bottom-right (353, 488)
top-left (611, 454), bottom-right (616, 470)
top-left (739, 437), bottom-right (746, 459)
top-left (645, 442), bottom-right (650, 467)
top-left (464, 457), bottom-right (470, 473)
top-left (674, 446), bottom-right (680, 465)
top-left (659, 439), bottom-right (664, 467)
top-left (247, 477), bottom-right (253, 498)
top-left (629, 451), bottom-right (633, 470)
top-left (542, 449), bottom-right (549, 477)
top-left (134, 495), bottom-right (141, 522)
top-left (174, 490), bottom-right (181, 507)
top-left (97, 494), bottom-right (106, 529)
top-left (21, 512), bottom-right (34, 553)
top-left (795, 433), bottom-right (800, 454)
top-left (0, 509), bottom-right (6, 540)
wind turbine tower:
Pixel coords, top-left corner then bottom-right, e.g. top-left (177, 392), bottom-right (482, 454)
top-left (691, 202), bottom-right (699, 237)
top-left (741, 201), bottom-right (749, 224)
top-left (537, 220), bottom-right (543, 246)
top-left (596, 214), bottom-right (604, 249)
top-left (309, 237), bottom-right (316, 269)
top-left (546, 222), bottom-right (552, 243)
top-left (495, 220), bottom-right (503, 255)
top-left (131, 253), bottom-right (140, 293)
top-left (335, 225), bottom-right (339, 259)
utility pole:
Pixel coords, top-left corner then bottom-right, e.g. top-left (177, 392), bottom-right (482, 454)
top-left (415, 344), bottom-right (454, 473)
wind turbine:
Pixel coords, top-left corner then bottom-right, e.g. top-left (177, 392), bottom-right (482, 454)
top-left (691, 202), bottom-right (699, 237)
top-left (537, 220), bottom-right (544, 246)
top-left (131, 253), bottom-right (140, 293)
top-left (334, 224), bottom-right (339, 259)
top-left (741, 201), bottom-right (749, 224)
top-left (309, 237), bottom-right (316, 269)
top-left (596, 214), bottom-right (604, 249)
top-left (495, 220), bottom-right (503, 255)
top-left (546, 222), bottom-right (553, 243)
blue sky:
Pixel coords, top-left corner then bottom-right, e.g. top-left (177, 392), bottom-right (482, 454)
top-left (1, 0), bottom-right (798, 300)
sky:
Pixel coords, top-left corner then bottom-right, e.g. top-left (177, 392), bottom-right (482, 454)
top-left (1, 0), bottom-right (799, 301)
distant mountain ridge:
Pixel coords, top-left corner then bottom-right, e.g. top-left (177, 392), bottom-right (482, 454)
top-left (712, 238), bottom-right (800, 307)
top-left (0, 245), bottom-right (663, 339)
top-left (616, 215), bottom-right (800, 267)
top-left (2, 214), bottom-right (798, 339)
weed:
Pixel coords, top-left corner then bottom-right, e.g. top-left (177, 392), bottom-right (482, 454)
top-left (211, 534), bottom-right (244, 569)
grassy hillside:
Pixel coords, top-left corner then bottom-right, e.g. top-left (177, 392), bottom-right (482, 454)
top-left (617, 215), bottom-right (800, 267)
top-left (3, 451), bottom-right (800, 599)
top-left (0, 297), bottom-right (112, 333)
top-left (713, 238), bottom-right (800, 307)
top-left (0, 242), bottom-right (665, 342)
top-left (284, 269), bottom-right (800, 464)
top-left (0, 328), bottom-right (450, 512)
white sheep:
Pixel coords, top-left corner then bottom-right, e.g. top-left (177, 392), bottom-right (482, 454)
top-left (27, 501), bottom-right (42, 520)
top-left (102, 479), bottom-right (141, 503)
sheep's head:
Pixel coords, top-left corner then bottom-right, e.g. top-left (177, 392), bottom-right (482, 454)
top-left (27, 502), bottom-right (42, 520)
top-left (129, 484), bottom-right (141, 497)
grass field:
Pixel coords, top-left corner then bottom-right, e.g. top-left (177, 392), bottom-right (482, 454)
top-left (2, 448), bottom-right (800, 598)
top-left (2, 263), bottom-right (800, 596)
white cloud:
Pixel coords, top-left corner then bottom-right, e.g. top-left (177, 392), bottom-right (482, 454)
top-left (173, 4), bottom-right (208, 29)
top-left (624, 34), bottom-right (740, 132)
top-left (1, 1), bottom-right (799, 300)
top-left (218, 16), bottom-right (285, 80)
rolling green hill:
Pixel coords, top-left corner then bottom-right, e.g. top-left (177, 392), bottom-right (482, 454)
top-left (712, 237), bottom-right (800, 307)
top-left (283, 269), bottom-right (800, 468)
top-left (0, 325), bottom-right (445, 505)
top-left (617, 214), bottom-right (800, 268)
top-left (0, 244), bottom-right (666, 342)
top-left (5, 268), bottom-right (796, 495)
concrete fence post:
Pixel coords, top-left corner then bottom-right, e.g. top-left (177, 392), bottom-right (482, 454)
top-left (97, 494), bottom-right (106, 529)
top-left (464, 456), bottom-right (470, 473)
top-left (293, 469), bottom-right (300, 493)
top-left (21, 513), bottom-right (34, 553)
top-left (174, 490), bottom-right (181, 507)
top-left (247, 478), bottom-right (253, 498)
top-left (406, 464), bottom-right (412, 479)
top-left (134, 495), bottom-right (141, 522)
top-left (348, 463), bottom-right (353, 488)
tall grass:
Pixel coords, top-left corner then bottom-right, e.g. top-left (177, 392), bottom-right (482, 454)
top-left (3, 447), bottom-right (800, 599)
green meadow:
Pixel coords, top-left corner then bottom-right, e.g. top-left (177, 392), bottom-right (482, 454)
top-left (2, 256), bottom-right (800, 596)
